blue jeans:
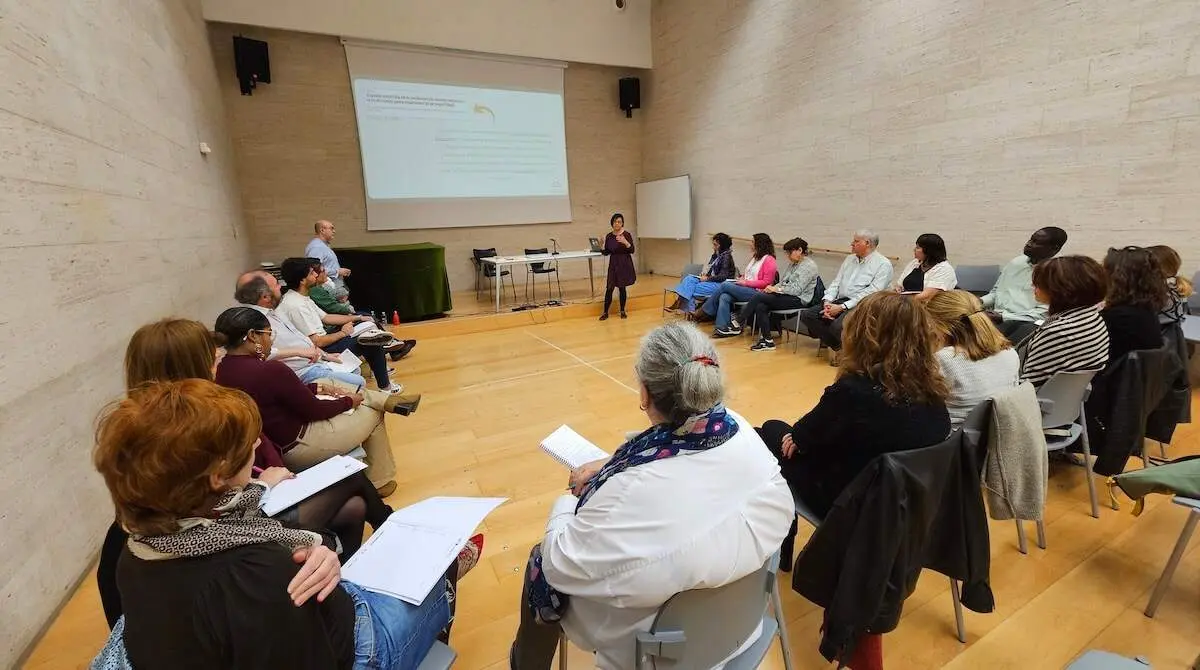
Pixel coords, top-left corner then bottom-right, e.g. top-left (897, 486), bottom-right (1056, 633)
top-left (669, 275), bottom-right (722, 312)
top-left (343, 581), bottom-right (452, 670)
top-left (701, 283), bottom-right (762, 327)
top-left (298, 363), bottom-right (367, 388)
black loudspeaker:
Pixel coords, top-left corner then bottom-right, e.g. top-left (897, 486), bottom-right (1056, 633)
top-left (233, 36), bottom-right (271, 96)
top-left (619, 77), bottom-right (640, 118)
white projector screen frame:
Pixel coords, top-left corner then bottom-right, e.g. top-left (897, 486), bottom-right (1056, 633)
top-left (343, 40), bottom-right (573, 231)
top-left (635, 175), bottom-right (692, 239)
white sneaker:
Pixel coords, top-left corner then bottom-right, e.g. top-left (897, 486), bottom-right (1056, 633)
top-left (381, 382), bottom-right (404, 394)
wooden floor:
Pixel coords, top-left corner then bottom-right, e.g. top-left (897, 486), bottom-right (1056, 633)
top-left (23, 304), bottom-right (1200, 669)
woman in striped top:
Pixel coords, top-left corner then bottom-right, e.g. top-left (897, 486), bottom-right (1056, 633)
top-left (1018, 256), bottom-right (1110, 387)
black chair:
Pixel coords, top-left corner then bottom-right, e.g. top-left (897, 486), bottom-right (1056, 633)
top-left (523, 248), bottom-right (561, 303)
top-left (472, 248), bottom-right (516, 304)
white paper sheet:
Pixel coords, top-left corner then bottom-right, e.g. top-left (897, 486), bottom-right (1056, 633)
top-left (326, 351), bottom-right (362, 374)
top-left (540, 425), bottom-right (610, 469)
top-left (341, 496), bottom-right (507, 605)
top-left (261, 456), bottom-right (367, 516)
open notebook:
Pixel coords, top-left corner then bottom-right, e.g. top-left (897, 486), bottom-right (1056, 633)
top-left (540, 425), bottom-right (610, 469)
top-left (342, 496), bottom-right (506, 605)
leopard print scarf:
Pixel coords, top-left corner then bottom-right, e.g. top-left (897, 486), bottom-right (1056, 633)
top-left (128, 481), bottom-right (322, 561)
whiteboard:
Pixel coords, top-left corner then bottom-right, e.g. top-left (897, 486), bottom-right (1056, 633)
top-left (635, 175), bottom-right (691, 239)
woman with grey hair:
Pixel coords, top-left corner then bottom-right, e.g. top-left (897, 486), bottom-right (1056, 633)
top-left (510, 322), bottom-right (794, 670)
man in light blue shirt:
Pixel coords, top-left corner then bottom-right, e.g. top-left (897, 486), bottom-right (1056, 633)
top-left (305, 220), bottom-right (351, 294)
top-left (982, 226), bottom-right (1067, 344)
top-left (799, 229), bottom-right (894, 355)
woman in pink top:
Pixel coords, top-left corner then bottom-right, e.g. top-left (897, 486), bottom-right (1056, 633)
top-left (699, 233), bottom-right (778, 333)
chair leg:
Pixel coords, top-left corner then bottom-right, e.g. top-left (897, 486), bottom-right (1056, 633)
top-left (1015, 519), bottom-right (1028, 554)
top-left (1036, 519), bottom-right (1047, 549)
top-left (525, 271), bottom-right (533, 304)
top-left (949, 578), bottom-right (966, 643)
top-left (1079, 403), bottom-right (1102, 517)
top-left (558, 635), bottom-right (568, 670)
top-left (1144, 510), bottom-right (1199, 618)
top-left (772, 577), bottom-right (796, 670)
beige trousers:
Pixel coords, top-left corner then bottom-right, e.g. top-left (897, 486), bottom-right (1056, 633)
top-left (282, 385), bottom-right (397, 488)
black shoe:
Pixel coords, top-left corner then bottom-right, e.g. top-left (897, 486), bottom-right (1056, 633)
top-left (751, 338), bottom-right (776, 351)
top-left (619, 311), bottom-right (627, 319)
top-left (714, 326), bottom-right (742, 337)
top-left (599, 313), bottom-right (609, 321)
top-left (387, 394), bottom-right (421, 416)
top-left (387, 340), bottom-right (416, 360)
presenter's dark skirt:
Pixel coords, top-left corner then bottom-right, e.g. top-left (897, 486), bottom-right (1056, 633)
top-left (607, 254), bottom-right (637, 289)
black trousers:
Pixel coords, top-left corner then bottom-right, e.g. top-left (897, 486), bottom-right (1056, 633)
top-left (756, 421), bottom-right (805, 570)
top-left (740, 293), bottom-right (808, 340)
top-left (603, 285), bottom-right (628, 314)
top-left (510, 544), bottom-right (564, 670)
top-left (799, 306), bottom-right (848, 350)
top-left (323, 336), bottom-right (390, 388)
top-left (98, 520), bottom-right (128, 629)
top-left (997, 318), bottom-right (1038, 346)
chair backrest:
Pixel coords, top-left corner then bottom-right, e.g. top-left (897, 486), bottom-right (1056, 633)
top-left (525, 248), bottom-right (548, 271)
top-left (955, 265), bottom-right (1002, 295)
top-left (1035, 370), bottom-right (1098, 428)
top-left (959, 399), bottom-right (992, 448)
top-left (635, 554), bottom-right (777, 670)
top-left (810, 276), bottom-right (826, 306)
top-left (1189, 271), bottom-right (1200, 314)
top-left (473, 248), bottom-right (499, 276)
top-left (681, 263), bottom-right (703, 277)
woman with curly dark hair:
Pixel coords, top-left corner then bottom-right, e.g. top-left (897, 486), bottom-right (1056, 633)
top-left (755, 292), bottom-right (951, 519)
top-left (1101, 246), bottom-right (1167, 362)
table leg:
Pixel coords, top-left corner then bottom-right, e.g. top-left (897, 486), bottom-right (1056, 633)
top-left (588, 259), bottom-right (595, 297)
top-left (495, 264), bottom-right (502, 313)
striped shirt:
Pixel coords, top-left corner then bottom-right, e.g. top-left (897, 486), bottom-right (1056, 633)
top-left (1018, 306), bottom-right (1110, 387)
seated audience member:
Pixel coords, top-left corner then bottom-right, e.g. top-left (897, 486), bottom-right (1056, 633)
top-left (511, 322), bottom-right (793, 670)
top-left (308, 262), bottom-right (417, 361)
top-left (213, 306), bottom-right (416, 497)
top-left (307, 219), bottom-right (351, 297)
top-left (1018, 256), bottom-right (1109, 388)
top-left (235, 270), bottom-right (368, 388)
top-left (925, 291), bottom-right (1020, 427)
top-left (981, 227), bottom-right (1068, 344)
top-left (700, 232), bottom-right (778, 334)
top-left (666, 233), bottom-right (737, 313)
top-left (93, 379), bottom-right (482, 670)
top-left (1148, 244), bottom-right (1194, 324)
top-left (1101, 247), bottom-right (1167, 361)
top-left (893, 233), bottom-right (957, 299)
top-left (278, 257), bottom-right (404, 393)
top-left (732, 237), bottom-right (821, 351)
top-left (95, 319), bottom-right (395, 630)
top-left (757, 292), bottom-right (950, 520)
top-left (798, 229), bottom-right (893, 359)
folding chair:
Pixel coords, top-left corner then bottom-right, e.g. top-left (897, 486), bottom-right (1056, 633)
top-left (558, 552), bottom-right (793, 670)
top-left (662, 263), bottom-right (705, 317)
top-left (1144, 496), bottom-right (1200, 618)
top-left (524, 248), bottom-right (562, 303)
top-left (954, 265), bottom-right (1002, 297)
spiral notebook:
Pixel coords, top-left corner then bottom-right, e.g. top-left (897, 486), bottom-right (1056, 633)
top-left (540, 425), bottom-right (610, 469)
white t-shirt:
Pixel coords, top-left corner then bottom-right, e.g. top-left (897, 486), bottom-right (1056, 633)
top-left (276, 290), bottom-right (327, 338)
top-left (743, 256), bottom-right (764, 281)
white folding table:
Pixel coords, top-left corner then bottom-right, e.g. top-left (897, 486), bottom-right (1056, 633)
top-left (478, 250), bottom-right (604, 313)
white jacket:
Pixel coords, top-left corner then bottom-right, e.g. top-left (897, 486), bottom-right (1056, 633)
top-left (540, 410), bottom-right (794, 670)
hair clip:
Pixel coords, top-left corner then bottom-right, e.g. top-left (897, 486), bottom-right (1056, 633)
top-left (691, 355), bottom-right (719, 367)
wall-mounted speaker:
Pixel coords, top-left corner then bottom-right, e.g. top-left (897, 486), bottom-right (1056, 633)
top-left (619, 77), bottom-right (640, 118)
top-left (233, 36), bottom-right (271, 96)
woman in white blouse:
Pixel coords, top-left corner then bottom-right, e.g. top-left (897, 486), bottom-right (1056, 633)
top-left (511, 322), bottom-right (794, 670)
top-left (893, 233), bottom-right (957, 300)
top-left (925, 290), bottom-right (1020, 426)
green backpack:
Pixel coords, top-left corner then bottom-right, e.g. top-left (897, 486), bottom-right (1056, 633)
top-left (1108, 455), bottom-right (1200, 516)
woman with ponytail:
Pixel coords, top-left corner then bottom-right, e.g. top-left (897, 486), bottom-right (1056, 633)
top-left (926, 290), bottom-right (1021, 427)
top-left (1148, 245), bottom-right (1194, 325)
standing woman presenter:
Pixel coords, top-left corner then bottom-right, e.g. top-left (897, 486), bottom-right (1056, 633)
top-left (600, 213), bottom-right (637, 320)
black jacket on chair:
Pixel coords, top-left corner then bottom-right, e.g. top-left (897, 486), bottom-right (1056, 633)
top-left (790, 429), bottom-right (995, 664)
top-left (1088, 347), bottom-right (1189, 476)
top-left (1162, 322), bottom-right (1192, 424)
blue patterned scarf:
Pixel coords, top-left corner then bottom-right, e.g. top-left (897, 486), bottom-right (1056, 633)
top-left (525, 404), bottom-right (739, 624)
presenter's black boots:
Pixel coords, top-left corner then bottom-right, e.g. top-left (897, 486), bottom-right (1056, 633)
top-left (620, 311), bottom-right (627, 319)
top-left (599, 312), bottom-right (609, 321)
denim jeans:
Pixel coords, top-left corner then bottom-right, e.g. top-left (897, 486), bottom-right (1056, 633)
top-left (700, 283), bottom-right (762, 327)
top-left (298, 362), bottom-right (367, 389)
top-left (343, 581), bottom-right (452, 670)
top-left (669, 275), bottom-right (722, 312)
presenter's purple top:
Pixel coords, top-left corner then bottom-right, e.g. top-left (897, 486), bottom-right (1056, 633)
top-left (604, 231), bottom-right (637, 288)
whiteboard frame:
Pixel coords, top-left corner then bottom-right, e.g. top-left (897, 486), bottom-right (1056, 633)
top-left (635, 174), bottom-right (692, 241)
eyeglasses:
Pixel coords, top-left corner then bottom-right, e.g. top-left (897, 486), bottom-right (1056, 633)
top-left (252, 328), bottom-right (274, 339)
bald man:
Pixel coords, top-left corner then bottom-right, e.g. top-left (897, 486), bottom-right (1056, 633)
top-left (305, 220), bottom-right (350, 294)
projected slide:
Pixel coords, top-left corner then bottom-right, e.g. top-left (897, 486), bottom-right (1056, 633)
top-left (352, 79), bottom-right (569, 201)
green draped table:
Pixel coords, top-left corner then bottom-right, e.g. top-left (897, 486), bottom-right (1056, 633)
top-left (335, 243), bottom-right (452, 320)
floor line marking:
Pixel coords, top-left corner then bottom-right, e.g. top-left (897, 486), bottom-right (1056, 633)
top-left (524, 332), bottom-right (639, 394)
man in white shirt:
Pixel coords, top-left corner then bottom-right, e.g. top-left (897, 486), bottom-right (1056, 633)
top-left (277, 257), bottom-right (403, 393)
top-left (982, 227), bottom-right (1067, 345)
top-left (305, 220), bottom-right (350, 295)
top-left (799, 229), bottom-right (894, 356)
top-left (233, 270), bottom-right (367, 388)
